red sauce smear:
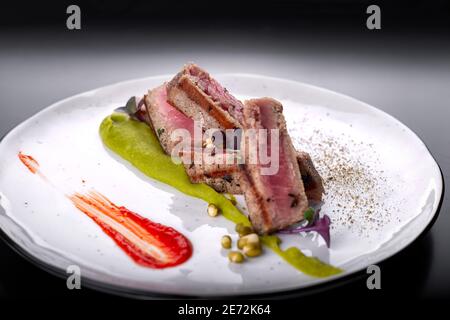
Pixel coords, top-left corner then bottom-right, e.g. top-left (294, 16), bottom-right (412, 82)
top-left (18, 152), bottom-right (40, 174)
top-left (17, 151), bottom-right (192, 269)
top-left (68, 190), bottom-right (192, 268)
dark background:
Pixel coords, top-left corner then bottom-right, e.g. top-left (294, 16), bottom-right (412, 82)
top-left (1, 0), bottom-right (449, 28)
top-left (0, 0), bottom-right (449, 300)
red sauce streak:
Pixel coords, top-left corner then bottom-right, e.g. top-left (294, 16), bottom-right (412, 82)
top-left (18, 152), bottom-right (40, 174)
top-left (68, 190), bottom-right (192, 268)
top-left (17, 152), bottom-right (192, 268)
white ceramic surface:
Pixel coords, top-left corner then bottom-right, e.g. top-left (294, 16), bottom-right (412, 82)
top-left (0, 74), bottom-right (443, 296)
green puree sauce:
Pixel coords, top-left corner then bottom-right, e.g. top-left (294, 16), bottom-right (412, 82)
top-left (99, 112), bottom-right (342, 277)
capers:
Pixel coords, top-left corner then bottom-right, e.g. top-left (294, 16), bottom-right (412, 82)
top-left (243, 243), bottom-right (262, 257)
top-left (221, 235), bottom-right (232, 249)
top-left (228, 251), bottom-right (245, 263)
top-left (235, 223), bottom-right (244, 233)
top-left (237, 237), bottom-right (246, 250)
top-left (239, 233), bottom-right (262, 257)
top-left (243, 233), bottom-right (259, 245)
top-left (207, 203), bottom-right (219, 217)
top-left (235, 223), bottom-right (253, 237)
top-left (241, 226), bottom-right (254, 236)
top-left (223, 225), bottom-right (263, 263)
top-left (237, 233), bottom-right (259, 249)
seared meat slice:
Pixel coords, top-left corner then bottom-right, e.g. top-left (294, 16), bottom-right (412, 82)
top-left (167, 63), bottom-right (244, 129)
top-left (239, 98), bottom-right (308, 234)
top-left (144, 84), bottom-right (195, 154)
top-left (143, 84), bottom-right (242, 194)
top-left (297, 151), bottom-right (324, 204)
top-left (182, 149), bottom-right (242, 194)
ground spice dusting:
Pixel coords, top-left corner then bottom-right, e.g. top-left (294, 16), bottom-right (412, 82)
top-left (290, 120), bottom-right (399, 238)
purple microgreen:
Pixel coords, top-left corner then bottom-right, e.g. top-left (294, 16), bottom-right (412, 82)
top-left (279, 214), bottom-right (331, 248)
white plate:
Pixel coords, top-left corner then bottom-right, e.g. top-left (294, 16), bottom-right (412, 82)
top-left (0, 74), bottom-right (443, 297)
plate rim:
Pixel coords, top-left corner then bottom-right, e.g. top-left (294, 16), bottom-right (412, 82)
top-left (0, 73), bottom-right (445, 298)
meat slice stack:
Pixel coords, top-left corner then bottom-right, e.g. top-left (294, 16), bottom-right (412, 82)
top-left (141, 63), bottom-right (324, 234)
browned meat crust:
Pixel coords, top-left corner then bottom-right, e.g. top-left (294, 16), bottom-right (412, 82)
top-left (183, 151), bottom-right (242, 194)
top-left (296, 151), bottom-right (324, 203)
top-left (167, 63), bottom-right (242, 129)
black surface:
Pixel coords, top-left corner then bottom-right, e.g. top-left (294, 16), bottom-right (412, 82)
top-left (0, 1), bottom-right (449, 300)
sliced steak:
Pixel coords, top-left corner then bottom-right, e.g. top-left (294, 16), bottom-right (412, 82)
top-left (143, 84), bottom-right (242, 194)
top-left (167, 63), bottom-right (243, 129)
top-left (143, 67), bottom-right (324, 201)
top-left (239, 98), bottom-right (308, 234)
